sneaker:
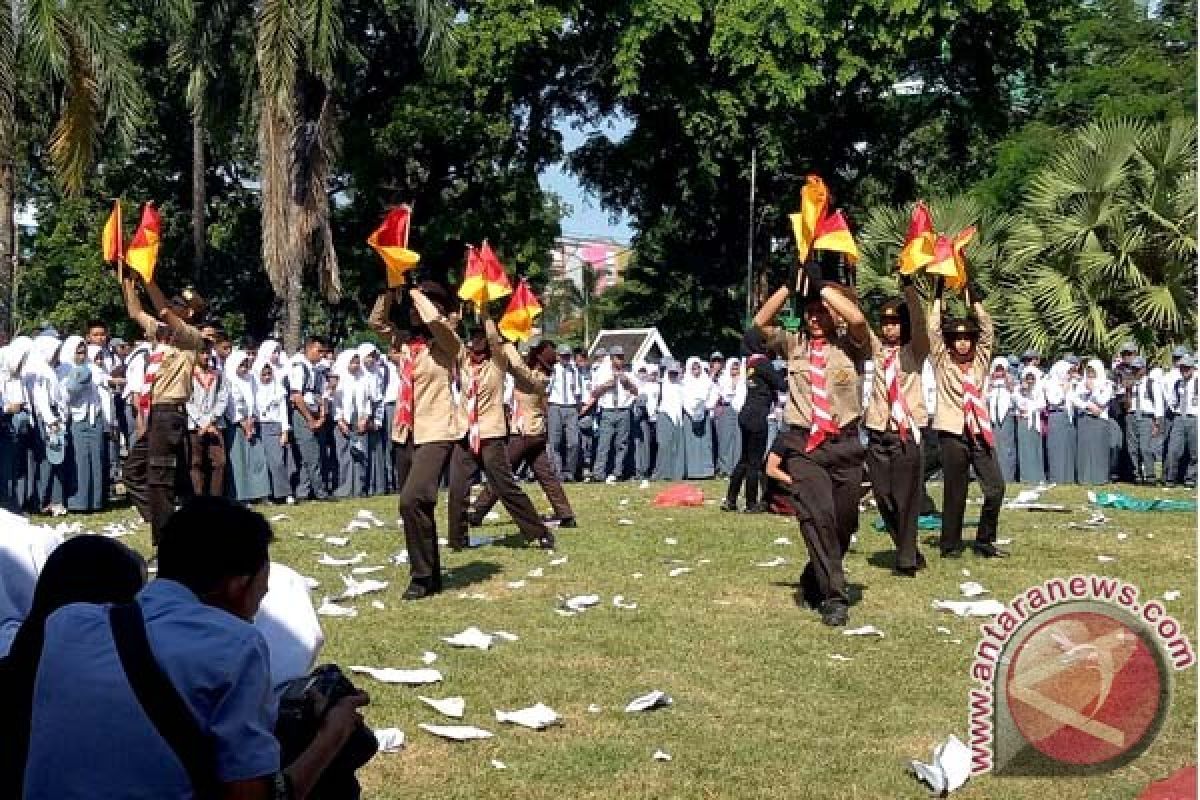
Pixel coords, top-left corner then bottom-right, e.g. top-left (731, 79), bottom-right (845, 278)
top-left (820, 601), bottom-right (849, 627)
top-left (973, 542), bottom-right (1010, 558)
top-left (605, 475), bottom-right (617, 485)
top-left (285, 495), bottom-right (296, 505)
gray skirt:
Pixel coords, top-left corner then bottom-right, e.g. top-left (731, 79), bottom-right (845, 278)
top-left (335, 422), bottom-right (367, 498)
top-left (1045, 410), bottom-right (1075, 483)
top-left (259, 421), bottom-right (291, 500)
top-left (66, 416), bottom-right (106, 512)
top-left (654, 414), bottom-right (685, 481)
top-left (227, 423), bottom-right (269, 501)
top-left (1015, 420), bottom-right (1045, 485)
top-left (683, 412), bottom-right (714, 479)
top-left (993, 412), bottom-right (1018, 483)
top-left (1075, 413), bottom-right (1111, 485)
top-left (713, 406), bottom-right (740, 476)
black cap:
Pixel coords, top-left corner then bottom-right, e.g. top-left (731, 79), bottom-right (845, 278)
top-left (942, 318), bottom-right (980, 337)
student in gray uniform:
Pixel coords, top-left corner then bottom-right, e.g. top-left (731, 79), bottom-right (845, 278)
top-left (1013, 366), bottom-right (1045, 484)
top-left (1125, 356), bottom-right (1164, 484)
top-left (654, 360), bottom-right (686, 480)
top-left (577, 349), bottom-right (599, 478)
top-left (1041, 359), bottom-right (1076, 483)
top-left (225, 350), bottom-right (269, 503)
top-left (332, 351), bottom-right (368, 498)
top-left (286, 336), bottom-right (331, 502)
top-left (58, 336), bottom-right (107, 512)
top-left (1164, 355), bottom-right (1198, 487)
top-left (253, 359), bottom-right (293, 503)
top-left (590, 345), bottom-right (637, 483)
top-left (985, 358), bottom-right (1017, 482)
top-left (632, 365), bottom-right (659, 480)
top-left (713, 356), bottom-right (743, 477)
top-left (1071, 358), bottom-right (1115, 485)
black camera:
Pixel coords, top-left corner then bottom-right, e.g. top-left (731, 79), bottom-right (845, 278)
top-left (276, 664), bottom-right (378, 800)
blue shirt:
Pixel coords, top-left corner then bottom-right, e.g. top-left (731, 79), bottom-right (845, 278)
top-left (24, 579), bottom-right (281, 799)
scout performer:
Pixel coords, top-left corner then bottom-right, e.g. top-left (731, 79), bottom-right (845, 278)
top-left (395, 283), bottom-right (467, 599)
top-left (368, 289), bottom-right (417, 494)
top-left (751, 260), bottom-right (869, 627)
top-left (470, 339), bottom-right (577, 528)
top-left (120, 273), bottom-right (207, 545)
top-left (928, 278), bottom-right (1007, 558)
top-left (446, 315), bottom-right (554, 551)
top-left (863, 276), bottom-right (929, 577)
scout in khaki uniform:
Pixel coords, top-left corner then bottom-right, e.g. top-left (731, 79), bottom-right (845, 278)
top-left (396, 283), bottom-right (468, 600)
top-left (368, 289), bottom-right (418, 493)
top-left (470, 339), bottom-right (576, 527)
top-left (752, 261), bottom-right (869, 627)
top-left (928, 278), bottom-right (1007, 558)
top-left (864, 276), bottom-right (929, 577)
top-left (120, 274), bottom-right (206, 545)
top-left (446, 316), bottom-right (554, 551)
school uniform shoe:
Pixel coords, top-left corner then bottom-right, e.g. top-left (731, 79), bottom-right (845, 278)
top-left (743, 504), bottom-right (767, 514)
top-left (533, 533), bottom-right (556, 549)
top-left (819, 601), bottom-right (849, 627)
top-left (556, 517), bottom-right (578, 529)
top-left (719, 500), bottom-right (737, 512)
top-left (402, 581), bottom-right (438, 601)
top-left (940, 544), bottom-right (966, 559)
top-left (973, 543), bottom-right (1010, 558)
top-left (605, 475), bottom-right (618, 485)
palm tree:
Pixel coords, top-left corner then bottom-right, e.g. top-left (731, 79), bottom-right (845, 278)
top-left (543, 262), bottom-right (599, 345)
top-left (254, 0), bottom-right (456, 351)
top-left (0, 0), bottom-right (144, 331)
top-left (857, 195), bottom-right (1016, 320)
top-left (996, 118), bottom-right (1197, 363)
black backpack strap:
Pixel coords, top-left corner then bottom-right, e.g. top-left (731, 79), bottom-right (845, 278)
top-left (109, 603), bottom-right (217, 798)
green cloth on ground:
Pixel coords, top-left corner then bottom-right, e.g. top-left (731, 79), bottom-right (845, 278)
top-left (872, 515), bottom-right (978, 532)
top-left (1089, 491), bottom-right (1197, 512)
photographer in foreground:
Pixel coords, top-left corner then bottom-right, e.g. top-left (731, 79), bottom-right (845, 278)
top-left (23, 497), bottom-right (369, 799)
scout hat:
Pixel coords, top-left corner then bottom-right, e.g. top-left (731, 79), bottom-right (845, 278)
top-left (610, 345), bottom-right (625, 356)
top-left (556, 344), bottom-right (572, 356)
top-left (879, 298), bottom-right (911, 342)
top-left (942, 317), bottom-right (980, 337)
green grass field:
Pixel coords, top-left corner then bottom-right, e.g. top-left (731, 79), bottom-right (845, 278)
top-left (68, 481), bottom-right (1196, 799)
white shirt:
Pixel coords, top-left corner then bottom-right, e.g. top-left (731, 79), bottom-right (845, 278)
top-left (548, 362), bottom-right (584, 405)
top-left (254, 563), bottom-right (325, 699)
top-left (254, 377), bottom-right (291, 430)
top-left (593, 362), bottom-right (637, 410)
top-left (1130, 376), bottom-right (1164, 418)
top-left (1071, 380), bottom-right (1114, 419)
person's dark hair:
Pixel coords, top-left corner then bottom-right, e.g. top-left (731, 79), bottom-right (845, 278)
top-left (305, 334), bottom-right (328, 348)
top-left (86, 320), bottom-right (107, 333)
top-left (528, 340), bottom-right (555, 368)
top-left (0, 536), bottom-right (145, 798)
top-left (158, 498), bottom-right (274, 595)
top-left (417, 281), bottom-right (452, 315)
top-left (573, 346), bottom-right (586, 356)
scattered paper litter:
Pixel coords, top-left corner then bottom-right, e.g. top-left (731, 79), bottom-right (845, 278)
top-left (619, 498), bottom-right (630, 507)
top-left (527, 568), bottom-right (544, 578)
top-left (959, 581), bottom-right (988, 598)
top-left (828, 654), bottom-right (852, 662)
top-left (613, 595), bottom-right (639, 610)
top-left (371, 600), bottom-right (386, 610)
top-left (773, 536), bottom-right (793, 546)
top-left (390, 551), bottom-right (409, 565)
top-left (625, 690), bottom-right (672, 713)
top-left (936, 626), bottom-right (953, 635)
top-left (374, 728), bottom-right (405, 753)
top-left (418, 724), bottom-right (493, 741)
top-left (343, 520), bottom-right (372, 533)
top-left (548, 556), bottom-right (568, 566)
top-left (933, 599), bottom-right (1005, 618)
top-left (1097, 555), bottom-right (1116, 563)
top-left (697, 558), bottom-right (711, 565)
top-left (317, 552), bottom-right (367, 567)
top-left (618, 519), bottom-right (635, 526)
top-left (1116, 533), bottom-right (1128, 541)
top-left (564, 594), bottom-right (600, 612)
top-left (339, 575), bottom-right (389, 599)
top-left (490, 759), bottom-right (507, 770)
top-left (350, 666), bottom-right (443, 685)
top-left (554, 609), bottom-right (577, 617)
top-left (442, 626), bottom-right (495, 650)
top-left (961, 569), bottom-right (971, 577)
top-left (421, 651), bottom-right (438, 664)
top-left (317, 597), bottom-right (358, 618)
top-left (269, 513), bottom-right (289, 522)
top-left (457, 592), bottom-right (490, 601)
top-left (587, 704), bottom-right (602, 713)
top-left (495, 703), bottom-right (561, 730)
top-left (356, 509), bottom-right (386, 527)
top-left (995, 538), bottom-right (1012, 545)
top-left (493, 630), bottom-right (520, 642)
top-left (506, 580), bottom-right (527, 589)
top-left (1164, 590), bottom-right (1182, 601)
top-left (301, 576), bottom-right (320, 590)
top-left (843, 625), bottom-right (885, 638)
top-left (631, 572), bottom-right (644, 579)
top-left (419, 695), bottom-right (465, 719)
top-left (639, 479), bottom-right (650, 489)
top-left (485, 511), bottom-right (501, 522)
top-left (351, 565), bottom-right (385, 575)
top-left (910, 735), bottom-right (971, 794)
top-left (664, 537), bottom-right (677, 545)
top-left (324, 536), bottom-right (350, 547)
top-left (653, 750), bottom-right (672, 762)
top-left (755, 556), bottom-right (787, 568)
top-left (668, 567), bottom-right (692, 577)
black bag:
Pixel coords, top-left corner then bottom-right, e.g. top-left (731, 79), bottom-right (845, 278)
top-left (109, 603), bottom-right (217, 799)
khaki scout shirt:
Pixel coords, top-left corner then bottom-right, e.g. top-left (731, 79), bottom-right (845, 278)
top-left (762, 325), bottom-right (868, 429)
top-left (137, 316), bottom-right (204, 404)
top-left (864, 292), bottom-right (930, 433)
top-left (412, 317), bottom-right (468, 445)
top-left (368, 292), bottom-right (413, 444)
top-left (502, 343), bottom-right (550, 438)
top-left (928, 303), bottom-right (995, 436)
top-left (457, 321), bottom-right (515, 441)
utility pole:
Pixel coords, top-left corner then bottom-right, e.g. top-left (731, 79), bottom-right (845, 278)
top-left (745, 146), bottom-right (757, 325)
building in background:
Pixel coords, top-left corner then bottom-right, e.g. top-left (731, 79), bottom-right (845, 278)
top-left (543, 234), bottom-right (632, 344)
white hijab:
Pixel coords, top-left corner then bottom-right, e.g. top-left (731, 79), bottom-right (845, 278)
top-left (719, 358), bottom-right (747, 411)
top-left (986, 356), bottom-right (1012, 420)
top-left (657, 364), bottom-right (685, 424)
top-left (227, 349), bottom-right (257, 414)
top-left (681, 357), bottom-right (714, 418)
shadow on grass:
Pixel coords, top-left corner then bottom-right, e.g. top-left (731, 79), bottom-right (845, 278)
top-left (770, 577), bottom-right (867, 609)
top-left (442, 560), bottom-right (503, 589)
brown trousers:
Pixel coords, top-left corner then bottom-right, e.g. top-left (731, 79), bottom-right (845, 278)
top-left (189, 429), bottom-right (227, 497)
top-left (448, 437), bottom-right (548, 548)
top-left (777, 427), bottom-right (865, 608)
top-left (124, 403), bottom-right (188, 545)
top-left (865, 429), bottom-right (923, 570)
top-left (397, 440), bottom-right (455, 586)
top-left (474, 434), bottom-right (573, 520)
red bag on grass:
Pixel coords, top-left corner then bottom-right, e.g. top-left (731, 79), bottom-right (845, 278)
top-left (652, 484), bottom-right (705, 508)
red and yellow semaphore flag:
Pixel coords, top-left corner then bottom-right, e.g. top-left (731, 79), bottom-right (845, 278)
top-left (926, 234), bottom-right (956, 279)
top-left (367, 205), bottom-right (420, 287)
top-left (498, 279), bottom-right (543, 342)
top-left (948, 226), bottom-right (976, 292)
top-left (125, 203), bottom-right (162, 283)
top-left (898, 201), bottom-right (935, 275)
top-left (811, 209), bottom-right (860, 265)
top-left (458, 240), bottom-right (513, 306)
top-left (789, 174), bottom-right (829, 264)
top-left (101, 200), bottom-right (123, 264)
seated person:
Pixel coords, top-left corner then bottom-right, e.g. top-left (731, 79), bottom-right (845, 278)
top-left (23, 497), bottom-right (368, 800)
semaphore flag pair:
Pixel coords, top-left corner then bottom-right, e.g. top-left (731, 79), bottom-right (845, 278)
top-left (101, 200), bottom-right (161, 282)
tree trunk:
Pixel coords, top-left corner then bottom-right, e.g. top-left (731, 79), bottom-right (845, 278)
top-left (0, 158), bottom-right (14, 335)
top-left (283, 280), bottom-right (302, 353)
top-left (191, 107), bottom-right (206, 285)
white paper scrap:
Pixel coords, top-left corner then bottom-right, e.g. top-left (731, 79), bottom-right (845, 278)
top-left (664, 537), bottom-right (677, 545)
top-left (302, 576), bottom-right (320, 590)
top-left (493, 631), bottom-right (520, 642)
top-left (340, 575), bottom-right (389, 599)
top-left (549, 556), bottom-right (568, 566)
top-left (418, 724), bottom-right (493, 741)
top-left (933, 599), bottom-right (1006, 618)
top-left (755, 556), bottom-right (787, 568)
top-left (269, 513), bottom-right (289, 522)
top-left (910, 735), bottom-right (971, 794)
top-left (564, 594), bottom-right (600, 612)
top-left (491, 759), bottom-right (507, 770)
top-left (527, 568), bottom-right (544, 578)
top-left (1164, 590), bottom-right (1182, 601)
top-left (653, 750), bottom-right (672, 762)
top-left (828, 654), bottom-right (852, 662)
top-left (421, 651), bottom-right (438, 665)
top-left (1097, 555), bottom-right (1116, 563)
top-left (349, 666), bottom-right (443, 685)
top-left (442, 626), bottom-right (495, 650)
top-left (773, 537), bottom-right (793, 546)
top-left (618, 518), bottom-right (635, 526)
top-left (317, 597), bottom-right (358, 618)
top-left (587, 704), bottom-right (602, 713)
top-left (419, 695), bottom-right (465, 719)
top-left (495, 702), bottom-right (561, 730)
top-left (374, 728), bottom-right (405, 753)
top-left (506, 580), bottom-right (527, 589)
top-left (371, 600), bottom-right (386, 610)
top-left (324, 536), bottom-right (350, 546)
top-left (352, 566), bottom-right (386, 575)
top-left (959, 582), bottom-right (988, 598)
top-left (625, 690), bottom-right (672, 713)
top-left (613, 595), bottom-right (639, 610)
top-left (668, 567), bottom-right (692, 577)
top-left (317, 552), bottom-right (367, 566)
top-left (843, 625), bottom-right (885, 638)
